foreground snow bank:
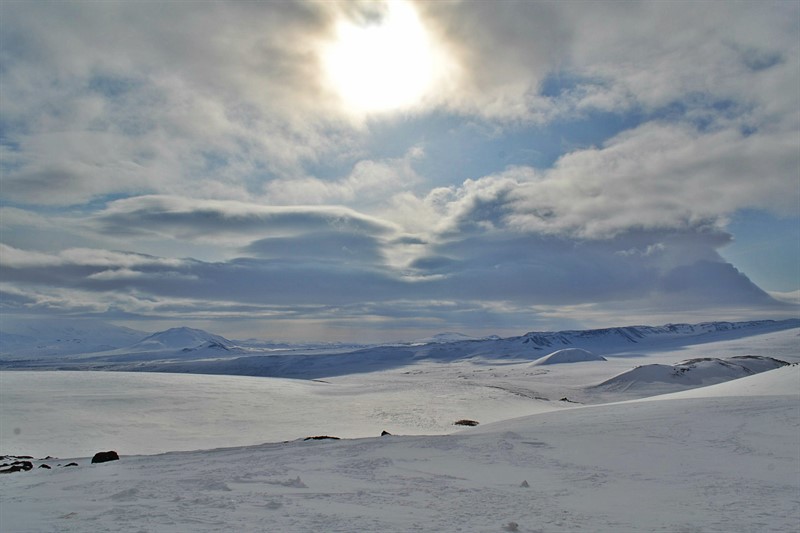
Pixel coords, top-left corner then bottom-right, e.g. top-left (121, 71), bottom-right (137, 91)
top-left (1, 367), bottom-right (797, 533)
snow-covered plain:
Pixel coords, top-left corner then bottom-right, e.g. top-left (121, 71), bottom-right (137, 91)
top-left (1, 322), bottom-right (798, 531)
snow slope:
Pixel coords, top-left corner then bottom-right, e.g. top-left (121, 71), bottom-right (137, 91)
top-left (1, 366), bottom-right (797, 532)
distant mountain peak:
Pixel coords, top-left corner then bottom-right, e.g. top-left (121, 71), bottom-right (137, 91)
top-left (134, 327), bottom-right (234, 351)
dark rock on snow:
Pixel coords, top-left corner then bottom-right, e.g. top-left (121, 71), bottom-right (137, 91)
top-left (91, 450), bottom-right (120, 464)
top-left (0, 461), bottom-right (33, 474)
top-left (303, 435), bottom-right (340, 441)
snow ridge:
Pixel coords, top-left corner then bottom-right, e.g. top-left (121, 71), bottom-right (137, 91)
top-left (594, 355), bottom-right (789, 392)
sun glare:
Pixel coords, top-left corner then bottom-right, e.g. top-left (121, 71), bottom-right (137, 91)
top-left (323, 1), bottom-right (441, 114)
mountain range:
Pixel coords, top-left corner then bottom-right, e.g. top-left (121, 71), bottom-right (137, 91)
top-left (1, 318), bottom-right (797, 380)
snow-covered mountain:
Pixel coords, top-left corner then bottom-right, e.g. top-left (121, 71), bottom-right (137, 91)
top-left (508, 319), bottom-right (800, 353)
top-left (1, 318), bottom-right (797, 376)
top-left (128, 327), bottom-right (235, 352)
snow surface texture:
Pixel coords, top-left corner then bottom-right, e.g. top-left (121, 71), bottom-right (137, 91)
top-left (1, 366), bottom-right (797, 532)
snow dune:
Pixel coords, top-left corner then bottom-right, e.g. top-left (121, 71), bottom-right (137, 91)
top-left (1, 366), bottom-right (797, 532)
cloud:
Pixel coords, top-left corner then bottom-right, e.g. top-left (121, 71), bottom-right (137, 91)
top-left (92, 195), bottom-right (400, 242)
top-left (1, 222), bottom-right (790, 338)
top-left (404, 226), bottom-right (764, 305)
top-left (3, 1), bottom-right (796, 214)
top-left (510, 122), bottom-right (798, 237)
top-left (1, 1), bottom-right (796, 339)
top-left (768, 289), bottom-right (800, 305)
top-left (243, 231), bottom-right (386, 264)
top-left (406, 120), bottom-right (798, 241)
top-left (86, 269), bottom-right (198, 282)
top-left (422, 1), bottom-right (799, 124)
top-left (0, 1), bottom-right (367, 205)
top-left (263, 147), bottom-right (424, 206)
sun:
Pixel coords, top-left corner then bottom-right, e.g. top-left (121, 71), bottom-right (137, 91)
top-left (322, 1), bottom-right (441, 114)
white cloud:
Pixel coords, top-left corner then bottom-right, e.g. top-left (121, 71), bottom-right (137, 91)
top-left (398, 121), bottom-right (796, 240)
top-left (0, 243), bottom-right (185, 269)
top-left (0, 1), bottom-right (369, 205)
top-left (86, 269), bottom-right (198, 282)
top-left (92, 195), bottom-right (400, 242)
top-left (263, 147), bottom-right (424, 206)
top-left (510, 122), bottom-right (798, 238)
top-left (768, 289), bottom-right (800, 305)
top-left (422, 1), bottom-right (800, 126)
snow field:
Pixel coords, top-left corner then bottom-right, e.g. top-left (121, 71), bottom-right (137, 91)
top-left (1, 366), bottom-right (797, 532)
top-left (1, 325), bottom-right (797, 531)
top-left (0, 367), bottom-right (560, 458)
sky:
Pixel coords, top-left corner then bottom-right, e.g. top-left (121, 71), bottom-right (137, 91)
top-left (1, 0), bottom-right (798, 342)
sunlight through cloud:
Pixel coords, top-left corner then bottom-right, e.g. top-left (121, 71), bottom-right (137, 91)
top-left (322, 0), bottom-right (444, 114)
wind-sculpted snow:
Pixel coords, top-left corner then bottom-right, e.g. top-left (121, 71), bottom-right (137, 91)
top-left (529, 348), bottom-right (606, 366)
top-left (1, 366), bottom-right (797, 532)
